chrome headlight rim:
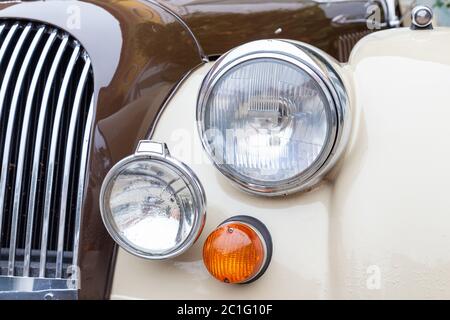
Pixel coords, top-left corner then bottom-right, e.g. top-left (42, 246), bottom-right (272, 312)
top-left (99, 142), bottom-right (207, 260)
top-left (197, 39), bottom-right (350, 196)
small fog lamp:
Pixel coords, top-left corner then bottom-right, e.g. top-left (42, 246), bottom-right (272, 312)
top-left (100, 141), bottom-right (206, 260)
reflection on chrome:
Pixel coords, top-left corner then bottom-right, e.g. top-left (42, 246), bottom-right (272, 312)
top-left (100, 141), bottom-right (206, 260)
top-left (109, 161), bottom-right (194, 254)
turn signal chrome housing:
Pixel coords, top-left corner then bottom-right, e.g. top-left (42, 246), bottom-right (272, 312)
top-left (203, 216), bottom-right (272, 284)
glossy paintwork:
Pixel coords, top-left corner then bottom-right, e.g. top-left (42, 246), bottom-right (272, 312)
top-left (111, 27), bottom-right (450, 299)
top-left (0, 0), bottom-right (203, 299)
top-left (158, 0), bottom-right (383, 59)
top-left (335, 27), bottom-right (450, 298)
top-left (0, 0), bottom-right (392, 300)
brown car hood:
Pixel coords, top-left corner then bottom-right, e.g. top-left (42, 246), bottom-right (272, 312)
top-left (157, 0), bottom-right (377, 60)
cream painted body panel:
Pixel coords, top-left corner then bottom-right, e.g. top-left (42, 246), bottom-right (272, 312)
top-left (111, 28), bottom-right (450, 299)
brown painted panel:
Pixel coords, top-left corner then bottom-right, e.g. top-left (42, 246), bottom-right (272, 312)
top-left (158, 0), bottom-right (384, 60)
top-left (0, 0), bottom-right (203, 299)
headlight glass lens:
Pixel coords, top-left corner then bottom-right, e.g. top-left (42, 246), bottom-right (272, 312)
top-left (200, 58), bottom-right (332, 187)
top-left (101, 150), bottom-right (206, 259)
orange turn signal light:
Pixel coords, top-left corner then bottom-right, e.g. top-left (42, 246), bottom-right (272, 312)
top-left (203, 216), bottom-right (272, 284)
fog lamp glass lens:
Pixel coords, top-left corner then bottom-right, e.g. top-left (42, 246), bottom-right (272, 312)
top-left (101, 154), bottom-right (206, 259)
top-left (202, 58), bottom-right (331, 185)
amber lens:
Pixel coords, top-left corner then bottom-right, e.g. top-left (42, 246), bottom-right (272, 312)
top-left (203, 222), bottom-right (265, 284)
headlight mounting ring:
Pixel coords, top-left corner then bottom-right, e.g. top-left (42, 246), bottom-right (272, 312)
top-left (197, 39), bottom-right (351, 196)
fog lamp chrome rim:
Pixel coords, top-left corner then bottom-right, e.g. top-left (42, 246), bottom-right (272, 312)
top-left (197, 39), bottom-right (350, 196)
top-left (100, 141), bottom-right (206, 260)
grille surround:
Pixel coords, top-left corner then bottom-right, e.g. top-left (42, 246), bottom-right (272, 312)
top-left (0, 20), bottom-right (94, 297)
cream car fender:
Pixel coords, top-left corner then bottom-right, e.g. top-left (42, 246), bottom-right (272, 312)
top-left (111, 27), bottom-right (450, 299)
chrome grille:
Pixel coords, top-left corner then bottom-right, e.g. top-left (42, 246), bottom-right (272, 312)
top-left (0, 21), bottom-right (94, 286)
top-left (336, 30), bottom-right (372, 62)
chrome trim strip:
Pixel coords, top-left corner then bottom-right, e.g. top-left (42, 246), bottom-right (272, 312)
top-left (72, 96), bottom-right (94, 269)
top-left (0, 23), bottom-right (18, 245)
top-left (385, 0), bottom-right (401, 27)
top-left (22, 30), bottom-right (58, 277)
top-left (39, 43), bottom-right (80, 278)
top-left (55, 56), bottom-right (91, 278)
top-left (1, 25), bottom-right (43, 276)
top-left (0, 276), bottom-right (77, 300)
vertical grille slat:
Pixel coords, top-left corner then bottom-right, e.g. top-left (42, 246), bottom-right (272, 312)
top-left (5, 25), bottom-right (44, 276)
top-left (0, 21), bottom-right (94, 289)
top-left (56, 56), bottom-right (91, 278)
top-left (39, 44), bottom-right (80, 278)
top-left (22, 30), bottom-right (58, 277)
top-left (72, 97), bottom-right (94, 270)
top-left (0, 24), bottom-right (30, 234)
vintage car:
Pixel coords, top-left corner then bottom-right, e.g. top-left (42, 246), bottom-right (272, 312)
top-left (0, 0), bottom-right (445, 301)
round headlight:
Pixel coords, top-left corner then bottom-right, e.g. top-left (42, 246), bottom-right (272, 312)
top-left (197, 39), bottom-right (350, 196)
top-left (100, 141), bottom-right (206, 260)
